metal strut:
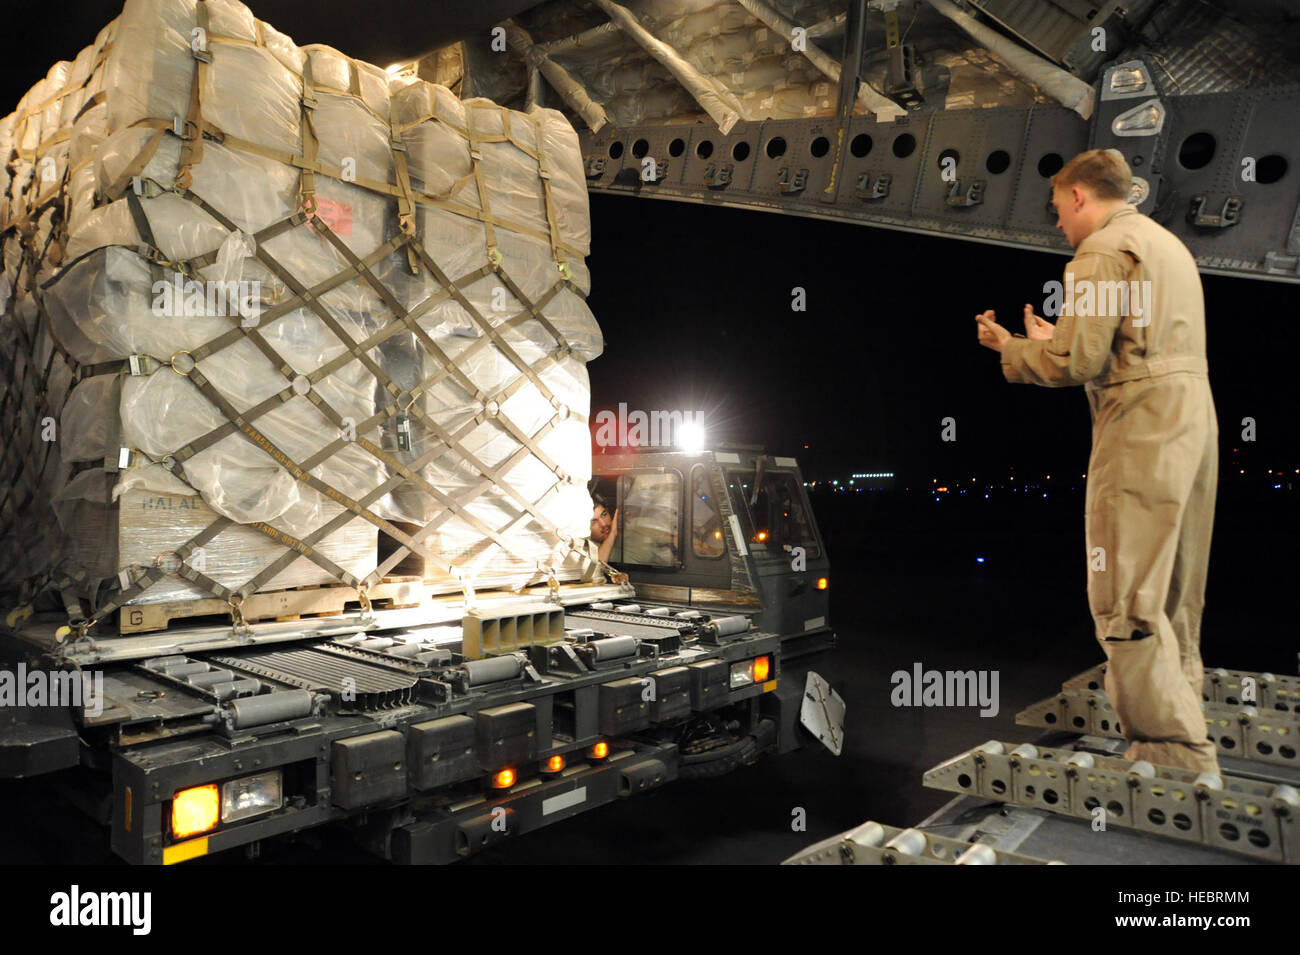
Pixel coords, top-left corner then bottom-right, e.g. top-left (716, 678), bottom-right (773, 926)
top-left (924, 739), bottom-right (1300, 863)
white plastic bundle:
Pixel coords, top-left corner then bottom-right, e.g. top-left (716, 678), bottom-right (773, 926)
top-left (0, 0), bottom-right (604, 613)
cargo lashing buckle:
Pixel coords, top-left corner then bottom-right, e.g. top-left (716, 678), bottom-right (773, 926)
top-left (56, 616), bottom-right (97, 646)
top-left (357, 585), bottom-right (374, 620)
top-left (130, 176), bottom-right (166, 199)
top-left (228, 595), bottom-right (252, 638)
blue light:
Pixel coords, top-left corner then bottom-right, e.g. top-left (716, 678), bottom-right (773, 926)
top-left (976, 557), bottom-right (985, 563)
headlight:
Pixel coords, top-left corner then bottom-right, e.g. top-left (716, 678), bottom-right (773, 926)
top-left (730, 660), bottom-right (754, 688)
top-left (221, 770), bottom-right (283, 824)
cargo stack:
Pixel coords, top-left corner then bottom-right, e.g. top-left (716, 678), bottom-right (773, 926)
top-left (0, 0), bottom-right (603, 634)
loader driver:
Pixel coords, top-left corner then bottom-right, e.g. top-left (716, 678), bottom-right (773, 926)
top-left (590, 495), bottom-right (619, 565)
top-left (974, 148), bottom-right (1220, 774)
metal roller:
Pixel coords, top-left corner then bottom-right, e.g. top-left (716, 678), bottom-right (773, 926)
top-left (884, 828), bottom-right (928, 857)
top-left (955, 843), bottom-right (998, 865)
top-left (359, 637), bottom-right (395, 651)
top-left (388, 644), bottom-right (422, 658)
top-left (227, 689), bottom-right (313, 729)
top-left (1272, 784), bottom-right (1300, 809)
top-left (210, 679), bottom-right (263, 701)
top-left (590, 635), bottom-right (637, 661)
top-left (185, 669), bottom-right (236, 688)
top-left (462, 655), bottom-right (522, 686)
top-left (706, 615), bottom-right (750, 638)
top-left (845, 821), bottom-right (885, 848)
top-left (162, 661), bottom-right (210, 677)
top-left (144, 655), bottom-right (188, 670)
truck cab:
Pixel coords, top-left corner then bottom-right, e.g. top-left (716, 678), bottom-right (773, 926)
top-left (592, 447), bottom-right (837, 753)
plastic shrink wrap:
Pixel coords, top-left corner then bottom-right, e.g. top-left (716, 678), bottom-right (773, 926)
top-left (0, 0), bottom-right (603, 623)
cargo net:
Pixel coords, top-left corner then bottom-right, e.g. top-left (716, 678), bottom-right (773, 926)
top-left (0, 0), bottom-right (607, 635)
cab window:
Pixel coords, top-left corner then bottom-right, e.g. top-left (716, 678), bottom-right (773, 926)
top-left (731, 470), bottom-right (819, 558)
top-left (618, 471), bottom-right (682, 568)
top-left (691, 466), bottom-right (725, 558)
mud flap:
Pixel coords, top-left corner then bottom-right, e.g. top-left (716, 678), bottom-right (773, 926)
top-left (799, 671), bottom-right (845, 755)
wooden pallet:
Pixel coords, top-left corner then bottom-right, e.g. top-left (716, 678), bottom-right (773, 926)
top-left (117, 577), bottom-right (431, 634)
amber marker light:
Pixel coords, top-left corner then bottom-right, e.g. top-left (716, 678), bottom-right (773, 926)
top-left (816, 577), bottom-right (829, 590)
top-left (171, 784), bottom-right (220, 839)
top-left (752, 655), bottom-right (771, 682)
top-left (492, 768), bottom-right (516, 789)
top-left (545, 755), bottom-right (565, 773)
top-left (589, 742), bottom-right (609, 759)
top-left (755, 530), bottom-right (769, 542)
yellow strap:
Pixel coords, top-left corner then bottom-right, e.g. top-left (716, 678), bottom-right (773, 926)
top-left (299, 54), bottom-right (319, 213)
top-left (175, 0), bottom-right (210, 190)
top-left (531, 111), bottom-right (569, 275)
top-left (465, 108), bottom-right (501, 265)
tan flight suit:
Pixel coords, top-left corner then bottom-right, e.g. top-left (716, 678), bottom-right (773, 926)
top-left (1000, 204), bottom-right (1219, 774)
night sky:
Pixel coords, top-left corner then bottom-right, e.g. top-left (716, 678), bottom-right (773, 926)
top-left (584, 191), bottom-right (1300, 486)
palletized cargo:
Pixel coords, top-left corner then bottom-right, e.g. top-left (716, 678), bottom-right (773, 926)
top-left (0, 0), bottom-right (604, 634)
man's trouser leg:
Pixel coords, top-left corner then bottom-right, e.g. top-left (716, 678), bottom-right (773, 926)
top-left (1085, 376), bottom-right (1219, 774)
top-left (1165, 384), bottom-right (1218, 697)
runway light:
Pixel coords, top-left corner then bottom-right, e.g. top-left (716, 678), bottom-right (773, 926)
top-left (172, 784), bottom-right (220, 839)
top-left (492, 768), bottom-right (516, 789)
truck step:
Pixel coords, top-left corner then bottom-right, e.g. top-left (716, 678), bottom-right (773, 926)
top-left (923, 739), bottom-right (1300, 863)
top-left (1017, 689), bottom-right (1300, 768)
top-left (1063, 663), bottom-right (1300, 712)
top-left (782, 820), bottom-right (1061, 865)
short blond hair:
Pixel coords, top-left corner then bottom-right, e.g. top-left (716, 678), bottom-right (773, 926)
top-left (1052, 148), bottom-right (1131, 201)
